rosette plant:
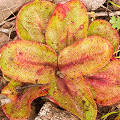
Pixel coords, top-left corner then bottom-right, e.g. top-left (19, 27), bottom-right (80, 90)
top-left (0, 0), bottom-right (120, 120)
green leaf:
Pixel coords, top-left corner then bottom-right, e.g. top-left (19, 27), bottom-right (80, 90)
top-left (16, 1), bottom-right (56, 43)
top-left (1, 80), bottom-right (49, 120)
top-left (46, 0), bottom-right (88, 54)
top-left (112, 24), bottom-right (118, 29)
top-left (109, 16), bottom-right (120, 30)
top-left (116, 17), bottom-right (120, 29)
top-left (116, 17), bottom-right (120, 25)
top-left (58, 36), bottom-right (114, 78)
top-left (109, 16), bottom-right (116, 24)
top-left (86, 58), bottom-right (120, 106)
top-left (0, 40), bottom-right (57, 84)
top-left (49, 76), bottom-right (97, 120)
top-left (88, 19), bottom-right (119, 51)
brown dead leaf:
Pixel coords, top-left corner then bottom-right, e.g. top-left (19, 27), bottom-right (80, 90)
top-left (0, 77), bottom-right (8, 92)
top-left (0, 0), bottom-right (33, 23)
top-left (3, 20), bottom-right (15, 29)
top-left (0, 32), bottom-right (9, 48)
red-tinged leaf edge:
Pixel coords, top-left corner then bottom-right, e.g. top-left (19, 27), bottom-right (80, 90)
top-left (88, 19), bottom-right (119, 51)
top-left (1, 80), bottom-right (49, 120)
top-left (85, 58), bottom-right (120, 106)
top-left (49, 76), bottom-right (97, 120)
top-left (0, 40), bottom-right (57, 84)
top-left (58, 36), bottom-right (114, 78)
top-left (1, 80), bottom-right (23, 102)
top-left (16, 1), bottom-right (56, 43)
top-left (45, 0), bottom-right (88, 54)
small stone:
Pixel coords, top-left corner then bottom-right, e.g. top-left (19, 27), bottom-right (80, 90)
top-left (35, 102), bottom-right (80, 120)
top-left (0, 94), bottom-right (11, 106)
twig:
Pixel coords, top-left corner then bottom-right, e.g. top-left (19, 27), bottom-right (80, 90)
top-left (16, 83), bottom-right (49, 93)
top-left (0, 16), bottom-right (16, 26)
top-left (8, 25), bottom-right (14, 41)
top-left (88, 11), bottom-right (120, 18)
top-left (16, 84), bottom-right (43, 90)
top-left (101, 5), bottom-right (113, 13)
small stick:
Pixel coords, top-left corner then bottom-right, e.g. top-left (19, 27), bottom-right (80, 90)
top-left (0, 16), bottom-right (16, 26)
top-left (101, 5), bottom-right (113, 13)
top-left (88, 11), bottom-right (120, 18)
top-left (16, 83), bottom-right (49, 93)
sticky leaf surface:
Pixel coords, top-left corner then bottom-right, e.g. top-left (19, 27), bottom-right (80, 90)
top-left (1, 79), bottom-right (23, 102)
top-left (86, 59), bottom-right (120, 106)
top-left (49, 76), bottom-right (97, 120)
top-left (58, 36), bottom-right (114, 78)
top-left (1, 80), bottom-right (49, 120)
top-left (46, 0), bottom-right (88, 53)
top-left (0, 40), bottom-right (57, 84)
top-left (88, 19), bottom-right (119, 51)
top-left (16, 1), bottom-right (56, 43)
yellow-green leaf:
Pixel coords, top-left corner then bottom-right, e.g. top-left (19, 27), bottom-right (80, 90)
top-left (46, 0), bottom-right (88, 54)
top-left (1, 80), bottom-right (49, 120)
top-left (0, 40), bottom-right (57, 84)
top-left (16, 1), bottom-right (56, 43)
top-left (86, 58), bottom-right (120, 106)
top-left (58, 36), bottom-right (114, 78)
top-left (49, 76), bottom-right (97, 120)
top-left (88, 19), bottom-right (119, 51)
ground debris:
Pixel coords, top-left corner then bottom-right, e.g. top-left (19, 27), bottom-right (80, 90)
top-left (35, 102), bottom-right (80, 120)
